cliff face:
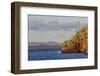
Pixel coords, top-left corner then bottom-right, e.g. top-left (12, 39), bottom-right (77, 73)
top-left (61, 26), bottom-right (88, 54)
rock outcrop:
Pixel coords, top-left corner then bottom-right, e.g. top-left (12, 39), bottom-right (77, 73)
top-left (61, 26), bottom-right (88, 55)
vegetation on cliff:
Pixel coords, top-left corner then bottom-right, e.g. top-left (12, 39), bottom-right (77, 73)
top-left (62, 25), bottom-right (88, 54)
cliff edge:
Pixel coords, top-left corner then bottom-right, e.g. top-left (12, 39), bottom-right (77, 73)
top-left (61, 26), bottom-right (88, 55)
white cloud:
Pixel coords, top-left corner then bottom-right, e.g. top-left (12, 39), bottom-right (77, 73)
top-left (28, 15), bottom-right (88, 31)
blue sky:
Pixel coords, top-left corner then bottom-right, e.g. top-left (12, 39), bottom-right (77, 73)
top-left (28, 15), bottom-right (88, 43)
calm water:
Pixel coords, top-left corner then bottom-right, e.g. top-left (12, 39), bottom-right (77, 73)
top-left (28, 48), bottom-right (88, 61)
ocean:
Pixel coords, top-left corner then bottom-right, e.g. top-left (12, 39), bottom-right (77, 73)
top-left (28, 48), bottom-right (87, 61)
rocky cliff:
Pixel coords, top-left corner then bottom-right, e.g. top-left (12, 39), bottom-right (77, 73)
top-left (61, 26), bottom-right (88, 55)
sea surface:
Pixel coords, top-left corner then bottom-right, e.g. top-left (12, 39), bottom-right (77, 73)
top-left (28, 48), bottom-right (88, 61)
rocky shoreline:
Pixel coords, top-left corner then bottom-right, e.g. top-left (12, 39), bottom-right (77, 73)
top-left (61, 26), bottom-right (88, 55)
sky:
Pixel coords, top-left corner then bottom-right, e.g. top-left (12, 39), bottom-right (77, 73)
top-left (28, 15), bottom-right (88, 43)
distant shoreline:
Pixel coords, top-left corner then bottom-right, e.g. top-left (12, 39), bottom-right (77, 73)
top-left (28, 42), bottom-right (62, 49)
top-left (28, 45), bottom-right (61, 49)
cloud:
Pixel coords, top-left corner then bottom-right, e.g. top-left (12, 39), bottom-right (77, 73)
top-left (28, 15), bottom-right (88, 31)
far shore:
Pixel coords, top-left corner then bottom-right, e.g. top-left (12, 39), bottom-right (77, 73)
top-left (28, 45), bottom-right (61, 49)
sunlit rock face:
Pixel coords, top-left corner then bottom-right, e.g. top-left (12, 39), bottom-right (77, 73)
top-left (61, 26), bottom-right (88, 55)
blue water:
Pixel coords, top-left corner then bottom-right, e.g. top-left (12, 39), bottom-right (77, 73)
top-left (28, 48), bottom-right (88, 61)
